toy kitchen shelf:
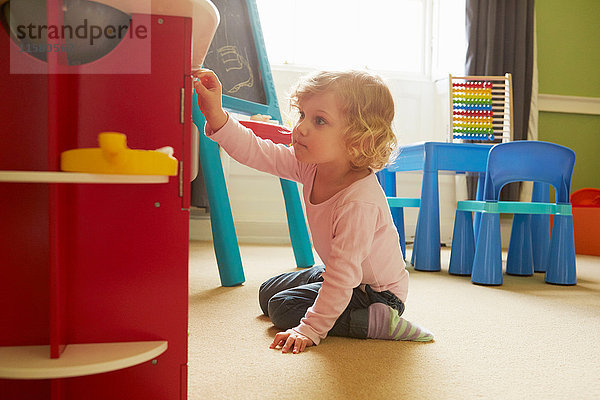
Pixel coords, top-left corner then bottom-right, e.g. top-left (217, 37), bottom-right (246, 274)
top-left (0, 341), bottom-right (168, 379)
top-left (0, 170), bottom-right (169, 184)
top-left (0, 171), bottom-right (172, 380)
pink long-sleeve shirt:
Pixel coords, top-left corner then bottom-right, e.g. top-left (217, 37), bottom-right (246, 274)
top-left (206, 117), bottom-right (409, 345)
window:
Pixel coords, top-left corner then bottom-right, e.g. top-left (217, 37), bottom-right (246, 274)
top-left (432, 0), bottom-right (467, 78)
top-left (256, 0), bottom-right (466, 78)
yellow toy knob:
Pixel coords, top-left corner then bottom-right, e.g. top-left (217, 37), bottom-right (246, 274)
top-left (61, 132), bottom-right (178, 176)
top-left (98, 132), bottom-right (128, 165)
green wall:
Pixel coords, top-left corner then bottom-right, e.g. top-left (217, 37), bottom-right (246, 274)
top-left (536, 0), bottom-right (600, 192)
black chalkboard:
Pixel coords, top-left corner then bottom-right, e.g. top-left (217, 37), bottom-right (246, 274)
top-left (203, 0), bottom-right (267, 105)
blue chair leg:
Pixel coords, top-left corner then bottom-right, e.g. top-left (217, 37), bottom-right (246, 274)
top-left (506, 214), bottom-right (534, 276)
top-left (531, 182), bottom-right (551, 272)
top-left (410, 235), bottom-right (416, 266)
top-left (449, 210), bottom-right (475, 276)
top-left (473, 172), bottom-right (485, 240)
top-left (392, 207), bottom-right (407, 260)
top-left (531, 214), bottom-right (550, 272)
top-left (413, 170), bottom-right (441, 271)
top-left (376, 170), bottom-right (407, 260)
top-left (546, 214), bottom-right (577, 285)
top-left (279, 178), bottom-right (314, 268)
top-left (471, 213), bottom-right (503, 285)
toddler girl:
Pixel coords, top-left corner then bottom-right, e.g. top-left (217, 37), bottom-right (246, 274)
top-left (193, 69), bottom-right (433, 354)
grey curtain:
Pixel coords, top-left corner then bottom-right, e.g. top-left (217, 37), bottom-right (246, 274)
top-left (465, 0), bottom-right (535, 200)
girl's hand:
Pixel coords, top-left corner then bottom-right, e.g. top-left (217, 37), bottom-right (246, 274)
top-left (269, 329), bottom-right (314, 354)
top-left (192, 69), bottom-right (228, 131)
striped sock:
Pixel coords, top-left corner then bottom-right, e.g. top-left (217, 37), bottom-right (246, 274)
top-left (367, 303), bottom-right (434, 342)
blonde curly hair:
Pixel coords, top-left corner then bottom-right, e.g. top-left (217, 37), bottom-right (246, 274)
top-left (290, 70), bottom-right (397, 170)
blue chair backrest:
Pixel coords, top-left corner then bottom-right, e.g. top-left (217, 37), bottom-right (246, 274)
top-left (483, 141), bottom-right (575, 204)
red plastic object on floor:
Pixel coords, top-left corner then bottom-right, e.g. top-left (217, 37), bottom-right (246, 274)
top-left (571, 188), bottom-right (600, 256)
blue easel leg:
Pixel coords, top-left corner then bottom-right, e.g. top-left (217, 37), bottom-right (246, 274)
top-left (198, 131), bottom-right (245, 287)
top-left (279, 178), bottom-right (314, 268)
top-left (193, 91), bottom-right (244, 287)
top-left (413, 170), bottom-right (441, 271)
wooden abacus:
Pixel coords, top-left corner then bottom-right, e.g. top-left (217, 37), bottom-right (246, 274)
top-left (448, 74), bottom-right (513, 143)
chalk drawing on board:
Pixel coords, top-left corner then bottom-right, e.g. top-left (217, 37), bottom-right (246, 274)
top-left (217, 2), bottom-right (255, 96)
top-left (203, 0), bottom-right (267, 105)
top-left (217, 45), bottom-right (254, 94)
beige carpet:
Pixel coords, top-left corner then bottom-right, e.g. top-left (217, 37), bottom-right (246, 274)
top-left (188, 241), bottom-right (600, 400)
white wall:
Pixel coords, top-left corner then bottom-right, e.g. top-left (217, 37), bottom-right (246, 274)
top-left (190, 67), bottom-right (459, 245)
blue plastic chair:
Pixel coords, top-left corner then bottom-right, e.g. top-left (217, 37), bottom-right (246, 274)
top-left (376, 169), bottom-right (421, 261)
top-left (449, 141), bottom-right (576, 285)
